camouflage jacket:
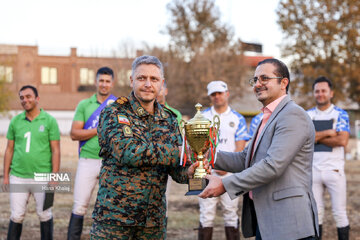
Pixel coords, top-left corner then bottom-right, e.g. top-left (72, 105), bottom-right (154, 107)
top-left (92, 92), bottom-right (189, 227)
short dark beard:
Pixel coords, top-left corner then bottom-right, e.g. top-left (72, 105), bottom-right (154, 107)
top-left (134, 92), bottom-right (155, 104)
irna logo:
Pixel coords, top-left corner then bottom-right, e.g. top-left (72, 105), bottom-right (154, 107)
top-left (34, 172), bottom-right (71, 182)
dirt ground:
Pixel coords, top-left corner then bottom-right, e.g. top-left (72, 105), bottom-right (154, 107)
top-left (0, 136), bottom-right (359, 240)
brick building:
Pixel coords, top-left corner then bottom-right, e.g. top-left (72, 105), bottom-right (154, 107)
top-left (0, 44), bottom-right (135, 111)
top-left (0, 44), bottom-right (271, 134)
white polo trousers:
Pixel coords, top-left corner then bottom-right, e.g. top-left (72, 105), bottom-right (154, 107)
top-left (199, 191), bottom-right (239, 228)
top-left (9, 175), bottom-right (52, 223)
top-left (72, 157), bottom-right (102, 216)
top-left (312, 168), bottom-right (349, 227)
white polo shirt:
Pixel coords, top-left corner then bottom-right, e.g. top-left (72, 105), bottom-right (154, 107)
top-left (307, 104), bottom-right (350, 171)
top-left (248, 112), bottom-right (263, 139)
top-left (202, 106), bottom-right (250, 152)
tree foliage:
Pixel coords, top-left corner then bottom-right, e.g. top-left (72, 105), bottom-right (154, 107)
top-left (277, 0), bottom-right (360, 108)
top-left (148, 0), bottom-right (248, 115)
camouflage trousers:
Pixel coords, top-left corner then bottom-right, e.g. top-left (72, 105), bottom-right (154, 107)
top-left (90, 220), bottom-right (166, 240)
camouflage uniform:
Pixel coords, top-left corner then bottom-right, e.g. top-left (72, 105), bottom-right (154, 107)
top-left (91, 92), bottom-right (189, 239)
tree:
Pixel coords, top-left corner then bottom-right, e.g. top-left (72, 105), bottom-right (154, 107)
top-left (277, 0), bottom-right (360, 108)
top-left (151, 0), bottom-right (249, 115)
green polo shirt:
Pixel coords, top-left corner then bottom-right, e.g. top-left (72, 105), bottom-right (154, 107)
top-left (165, 102), bottom-right (182, 125)
top-left (73, 94), bottom-right (102, 159)
top-left (7, 109), bottom-right (60, 178)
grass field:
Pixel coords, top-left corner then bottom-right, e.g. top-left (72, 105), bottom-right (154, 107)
top-left (0, 136), bottom-right (360, 239)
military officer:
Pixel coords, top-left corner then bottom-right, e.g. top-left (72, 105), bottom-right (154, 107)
top-left (90, 55), bottom-right (200, 239)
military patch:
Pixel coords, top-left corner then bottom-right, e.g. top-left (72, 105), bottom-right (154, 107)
top-left (161, 111), bottom-right (168, 118)
top-left (116, 96), bottom-right (129, 105)
top-left (123, 125), bottom-right (133, 137)
top-left (136, 107), bottom-right (145, 116)
top-left (107, 100), bottom-right (115, 105)
top-left (118, 115), bottom-right (130, 125)
top-left (229, 121), bottom-right (235, 128)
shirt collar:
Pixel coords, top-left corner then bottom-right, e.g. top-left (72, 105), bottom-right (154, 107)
top-left (262, 94), bottom-right (287, 114)
top-left (128, 91), bottom-right (168, 120)
top-left (315, 104), bottom-right (334, 114)
top-left (89, 93), bottom-right (98, 103)
top-left (210, 106), bottom-right (231, 116)
top-left (23, 109), bottom-right (45, 121)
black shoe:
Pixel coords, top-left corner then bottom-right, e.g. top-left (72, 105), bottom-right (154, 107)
top-left (40, 218), bottom-right (53, 240)
top-left (7, 220), bottom-right (22, 240)
top-left (67, 213), bottom-right (84, 240)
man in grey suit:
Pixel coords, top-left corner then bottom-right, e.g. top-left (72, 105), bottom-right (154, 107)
top-left (199, 58), bottom-right (319, 240)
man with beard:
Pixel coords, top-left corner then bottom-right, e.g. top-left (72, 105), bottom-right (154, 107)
top-left (67, 67), bottom-right (116, 239)
top-left (3, 85), bottom-right (60, 240)
top-left (90, 55), bottom-right (201, 239)
top-left (307, 76), bottom-right (350, 240)
top-left (199, 59), bottom-right (319, 240)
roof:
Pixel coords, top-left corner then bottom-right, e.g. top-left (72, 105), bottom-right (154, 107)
top-left (244, 56), bottom-right (273, 67)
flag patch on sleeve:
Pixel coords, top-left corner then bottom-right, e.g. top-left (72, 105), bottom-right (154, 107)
top-left (117, 115), bottom-right (130, 125)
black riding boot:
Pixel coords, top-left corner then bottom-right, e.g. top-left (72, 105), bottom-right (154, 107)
top-left (67, 213), bottom-right (84, 240)
top-left (337, 225), bottom-right (350, 240)
top-left (198, 223), bottom-right (213, 240)
top-left (225, 226), bottom-right (240, 240)
top-left (7, 220), bottom-right (22, 240)
top-left (40, 218), bottom-right (53, 240)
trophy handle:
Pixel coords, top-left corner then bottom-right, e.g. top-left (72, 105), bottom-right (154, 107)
top-left (212, 115), bottom-right (220, 136)
top-left (179, 119), bottom-right (185, 136)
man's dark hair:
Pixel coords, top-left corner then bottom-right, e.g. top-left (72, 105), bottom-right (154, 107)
top-left (19, 85), bottom-right (38, 97)
top-left (312, 76), bottom-right (332, 90)
top-left (96, 67), bottom-right (114, 79)
top-left (257, 58), bottom-right (290, 93)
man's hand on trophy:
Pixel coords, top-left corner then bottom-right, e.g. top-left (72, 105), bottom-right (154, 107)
top-left (187, 159), bottom-right (211, 179)
top-left (198, 175), bottom-right (226, 198)
top-left (202, 158), bottom-right (212, 174)
top-left (187, 161), bottom-right (200, 179)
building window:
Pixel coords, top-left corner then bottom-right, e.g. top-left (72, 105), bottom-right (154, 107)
top-left (0, 65), bottom-right (13, 83)
top-left (80, 68), bottom-right (95, 85)
top-left (118, 69), bottom-right (132, 87)
top-left (41, 67), bottom-right (57, 84)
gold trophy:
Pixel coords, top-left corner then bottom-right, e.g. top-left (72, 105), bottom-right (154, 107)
top-left (180, 103), bottom-right (220, 196)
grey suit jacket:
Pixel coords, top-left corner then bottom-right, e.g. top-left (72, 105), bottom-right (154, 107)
top-left (215, 95), bottom-right (319, 240)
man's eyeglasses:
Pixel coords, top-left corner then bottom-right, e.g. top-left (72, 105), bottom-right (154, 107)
top-left (249, 76), bottom-right (283, 87)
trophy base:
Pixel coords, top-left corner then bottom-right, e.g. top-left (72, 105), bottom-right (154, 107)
top-left (185, 178), bottom-right (208, 196)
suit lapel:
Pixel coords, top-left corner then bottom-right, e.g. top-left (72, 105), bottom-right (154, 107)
top-left (251, 96), bottom-right (292, 162)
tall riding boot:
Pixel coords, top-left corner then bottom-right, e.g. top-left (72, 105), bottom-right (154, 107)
top-left (40, 218), bottom-right (53, 240)
top-left (198, 223), bottom-right (213, 240)
top-left (7, 220), bottom-right (23, 240)
top-left (319, 225), bottom-right (322, 240)
top-left (67, 213), bottom-right (84, 240)
top-left (337, 225), bottom-right (350, 240)
top-left (225, 226), bottom-right (240, 240)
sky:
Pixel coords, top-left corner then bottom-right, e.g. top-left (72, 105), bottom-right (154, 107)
top-left (1, 0), bottom-right (282, 58)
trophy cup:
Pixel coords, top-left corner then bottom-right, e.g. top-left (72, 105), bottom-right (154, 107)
top-left (180, 103), bottom-right (220, 196)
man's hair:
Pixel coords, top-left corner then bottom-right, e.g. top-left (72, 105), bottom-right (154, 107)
top-left (312, 76), bottom-right (332, 90)
top-left (131, 55), bottom-right (164, 78)
top-left (96, 67), bottom-right (114, 80)
top-left (257, 58), bottom-right (290, 93)
top-left (19, 85), bottom-right (38, 97)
